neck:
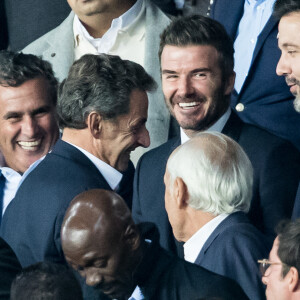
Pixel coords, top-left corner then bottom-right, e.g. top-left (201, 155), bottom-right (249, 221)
top-left (183, 208), bottom-right (216, 242)
top-left (78, 0), bottom-right (136, 38)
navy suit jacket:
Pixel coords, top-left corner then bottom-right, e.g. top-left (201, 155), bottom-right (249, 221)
top-left (0, 237), bottom-right (21, 299)
top-left (194, 212), bottom-right (268, 300)
top-left (210, 0), bottom-right (300, 150)
top-left (135, 223), bottom-right (249, 300)
top-left (132, 112), bottom-right (300, 255)
top-left (0, 139), bottom-right (134, 300)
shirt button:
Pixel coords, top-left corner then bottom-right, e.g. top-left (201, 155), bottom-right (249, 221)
top-left (236, 103), bottom-right (245, 112)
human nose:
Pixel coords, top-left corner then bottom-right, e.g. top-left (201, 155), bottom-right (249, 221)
top-left (276, 53), bottom-right (291, 76)
top-left (177, 76), bottom-right (194, 96)
top-left (138, 126), bottom-right (150, 148)
top-left (85, 269), bottom-right (103, 287)
top-left (22, 116), bottom-right (38, 137)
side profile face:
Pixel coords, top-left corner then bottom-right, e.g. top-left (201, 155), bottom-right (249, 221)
top-left (262, 237), bottom-right (290, 300)
top-left (277, 12), bottom-right (300, 100)
top-left (99, 88), bottom-right (150, 171)
top-left (0, 77), bottom-right (58, 173)
top-left (161, 45), bottom-right (234, 136)
top-left (64, 223), bottom-right (135, 299)
top-left (67, 0), bottom-right (135, 19)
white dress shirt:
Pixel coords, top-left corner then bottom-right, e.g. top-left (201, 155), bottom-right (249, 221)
top-left (73, 0), bottom-right (145, 66)
top-left (67, 142), bottom-right (123, 191)
top-left (184, 214), bottom-right (229, 263)
top-left (180, 108), bottom-right (231, 144)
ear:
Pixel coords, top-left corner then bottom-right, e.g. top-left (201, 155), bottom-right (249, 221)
top-left (224, 71), bottom-right (235, 96)
top-left (87, 112), bottom-right (102, 138)
top-left (287, 267), bottom-right (300, 292)
top-left (173, 177), bottom-right (189, 209)
top-left (124, 224), bottom-right (140, 251)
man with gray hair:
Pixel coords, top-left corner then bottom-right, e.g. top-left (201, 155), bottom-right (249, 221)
top-left (1, 53), bottom-right (155, 299)
top-left (164, 132), bottom-right (269, 300)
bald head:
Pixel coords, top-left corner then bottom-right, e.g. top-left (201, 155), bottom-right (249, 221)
top-left (61, 189), bottom-right (141, 299)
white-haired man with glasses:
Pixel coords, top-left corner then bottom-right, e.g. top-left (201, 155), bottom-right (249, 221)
top-left (258, 219), bottom-right (300, 300)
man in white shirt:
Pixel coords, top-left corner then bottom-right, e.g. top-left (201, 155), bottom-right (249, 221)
top-left (22, 0), bottom-right (172, 164)
top-left (1, 54), bottom-right (156, 300)
top-left (0, 51), bottom-right (59, 220)
top-left (164, 131), bottom-right (269, 300)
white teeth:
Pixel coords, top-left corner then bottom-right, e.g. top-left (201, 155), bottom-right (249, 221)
top-left (18, 140), bottom-right (41, 150)
top-left (178, 102), bottom-right (198, 108)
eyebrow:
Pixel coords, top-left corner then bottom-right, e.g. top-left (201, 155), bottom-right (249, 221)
top-left (162, 68), bottom-right (211, 74)
top-left (280, 42), bottom-right (300, 49)
top-left (3, 105), bottom-right (52, 120)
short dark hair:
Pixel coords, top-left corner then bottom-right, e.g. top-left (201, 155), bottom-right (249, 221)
top-left (273, 0), bottom-right (300, 20)
top-left (158, 15), bottom-right (234, 81)
top-left (276, 219), bottom-right (300, 278)
top-left (0, 50), bottom-right (58, 105)
top-left (57, 54), bottom-right (157, 129)
top-left (10, 262), bottom-right (83, 300)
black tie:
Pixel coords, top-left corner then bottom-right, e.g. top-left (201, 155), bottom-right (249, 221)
top-left (0, 173), bottom-right (5, 225)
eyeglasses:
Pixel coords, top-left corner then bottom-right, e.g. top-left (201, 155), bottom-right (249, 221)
top-left (257, 259), bottom-right (288, 277)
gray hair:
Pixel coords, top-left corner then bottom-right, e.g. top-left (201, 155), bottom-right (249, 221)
top-left (57, 54), bottom-right (156, 129)
top-left (166, 132), bottom-right (253, 215)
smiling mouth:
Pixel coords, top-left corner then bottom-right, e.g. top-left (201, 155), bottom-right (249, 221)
top-left (178, 102), bottom-right (201, 109)
top-left (17, 139), bottom-right (42, 151)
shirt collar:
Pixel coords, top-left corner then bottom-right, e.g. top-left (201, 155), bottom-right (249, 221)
top-left (180, 108), bottom-right (231, 144)
top-left (65, 142), bottom-right (123, 191)
top-left (74, 0), bottom-right (143, 46)
top-left (184, 214), bottom-right (229, 263)
top-left (0, 167), bottom-right (21, 181)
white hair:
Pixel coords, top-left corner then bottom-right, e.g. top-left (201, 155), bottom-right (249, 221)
top-left (166, 132), bottom-right (253, 215)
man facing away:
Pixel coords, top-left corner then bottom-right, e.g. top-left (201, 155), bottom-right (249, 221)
top-left (61, 189), bottom-right (249, 300)
top-left (22, 0), bottom-right (173, 164)
top-left (259, 219), bottom-right (300, 300)
top-left (164, 132), bottom-right (269, 300)
top-left (132, 15), bottom-right (300, 256)
top-left (0, 51), bottom-right (59, 220)
top-left (1, 54), bottom-right (155, 299)
top-left (273, 0), bottom-right (300, 219)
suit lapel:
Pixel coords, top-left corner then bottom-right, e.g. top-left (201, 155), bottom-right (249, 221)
top-left (211, 0), bottom-right (244, 39)
top-left (194, 212), bottom-right (247, 265)
top-left (42, 12), bottom-right (75, 82)
top-left (221, 111), bottom-right (243, 142)
top-left (251, 16), bottom-right (278, 69)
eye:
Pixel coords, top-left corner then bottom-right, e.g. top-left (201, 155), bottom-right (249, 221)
top-left (5, 114), bottom-right (22, 123)
top-left (164, 74), bottom-right (179, 81)
top-left (93, 259), bottom-right (107, 268)
top-left (193, 72), bottom-right (207, 79)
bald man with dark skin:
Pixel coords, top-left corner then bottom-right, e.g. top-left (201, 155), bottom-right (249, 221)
top-left (61, 189), bottom-right (249, 300)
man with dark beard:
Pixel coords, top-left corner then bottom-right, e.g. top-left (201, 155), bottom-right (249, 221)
top-left (273, 0), bottom-right (300, 219)
top-left (132, 15), bottom-right (300, 256)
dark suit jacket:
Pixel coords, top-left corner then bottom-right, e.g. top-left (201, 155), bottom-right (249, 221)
top-left (0, 139), bottom-right (133, 300)
top-left (134, 223), bottom-right (249, 300)
top-left (292, 183), bottom-right (300, 220)
top-left (0, 237), bottom-right (21, 300)
top-left (132, 112), bottom-right (300, 255)
top-left (194, 212), bottom-right (268, 300)
top-left (210, 0), bottom-right (300, 150)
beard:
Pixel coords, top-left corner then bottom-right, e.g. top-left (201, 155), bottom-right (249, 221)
top-left (285, 76), bottom-right (300, 96)
top-left (294, 94), bottom-right (300, 113)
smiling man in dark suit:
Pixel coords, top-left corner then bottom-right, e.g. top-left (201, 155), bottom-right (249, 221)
top-left (1, 53), bottom-right (156, 299)
top-left (132, 15), bottom-right (300, 256)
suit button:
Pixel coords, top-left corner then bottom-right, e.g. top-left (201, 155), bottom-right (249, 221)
top-left (235, 103), bottom-right (245, 112)
top-left (51, 53), bottom-right (56, 57)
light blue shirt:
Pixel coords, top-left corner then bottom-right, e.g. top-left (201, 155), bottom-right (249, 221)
top-left (234, 0), bottom-right (276, 93)
top-left (128, 286), bottom-right (144, 300)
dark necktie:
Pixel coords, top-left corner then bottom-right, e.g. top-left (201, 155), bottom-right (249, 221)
top-left (0, 172), bottom-right (5, 225)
